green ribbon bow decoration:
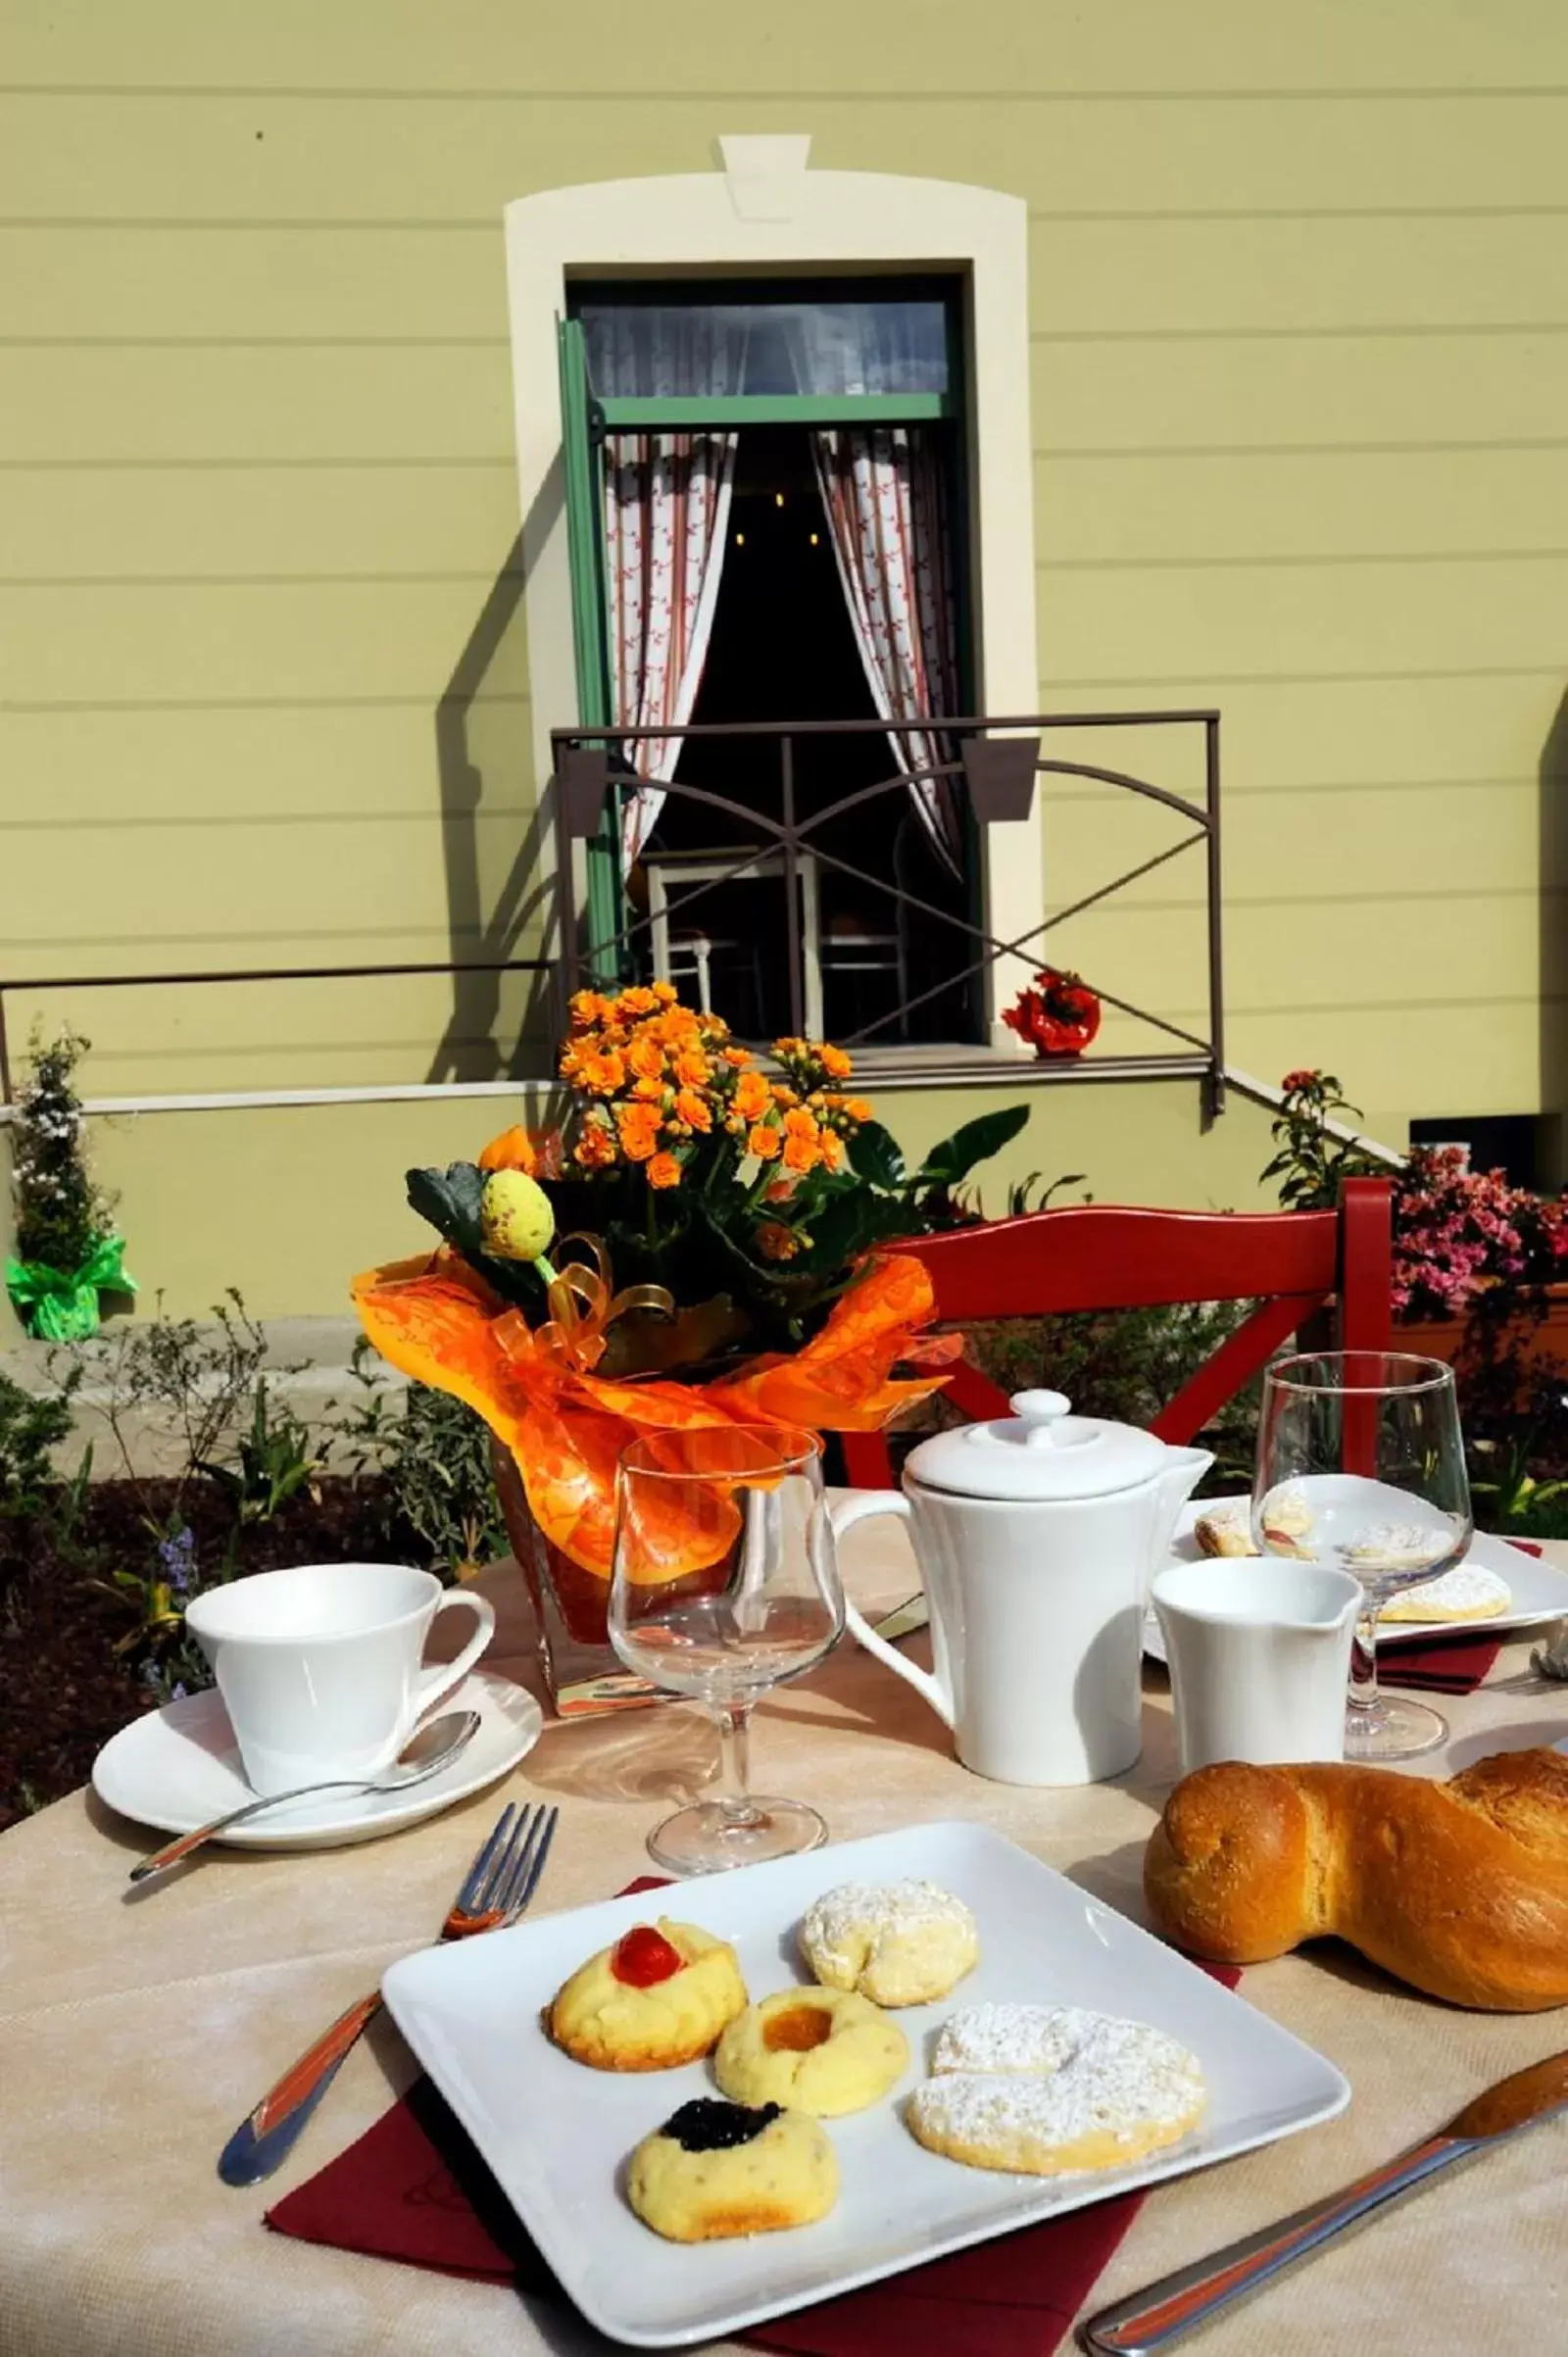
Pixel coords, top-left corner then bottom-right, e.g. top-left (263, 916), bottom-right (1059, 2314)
top-left (5, 1233), bottom-right (137, 1342)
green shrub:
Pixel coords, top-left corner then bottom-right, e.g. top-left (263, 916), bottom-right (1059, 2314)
top-left (9, 1026), bottom-right (116, 1271)
top-left (0, 1366), bottom-right (77, 1522)
top-left (326, 1343), bottom-right (508, 1582)
top-left (895, 1301), bottom-right (1259, 1489)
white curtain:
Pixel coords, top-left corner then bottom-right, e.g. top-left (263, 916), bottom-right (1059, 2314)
top-left (780, 301), bottom-right (947, 398)
top-left (604, 431), bottom-right (738, 868)
top-left (810, 425), bottom-right (963, 873)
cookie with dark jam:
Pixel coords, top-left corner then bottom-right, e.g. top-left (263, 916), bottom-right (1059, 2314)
top-left (661, 2098), bottom-right (782, 2152)
top-left (626, 2099), bottom-right (838, 2241)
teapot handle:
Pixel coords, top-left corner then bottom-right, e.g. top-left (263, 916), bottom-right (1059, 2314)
top-left (828, 1492), bottom-right (955, 1729)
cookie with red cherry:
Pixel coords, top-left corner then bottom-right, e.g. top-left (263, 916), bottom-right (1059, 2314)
top-left (546, 1920), bottom-right (749, 2071)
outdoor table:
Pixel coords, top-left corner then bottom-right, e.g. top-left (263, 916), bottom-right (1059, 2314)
top-left (3, 1513), bottom-right (1567, 2357)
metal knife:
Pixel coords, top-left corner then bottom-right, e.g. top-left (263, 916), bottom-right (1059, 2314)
top-left (870, 1593), bottom-right (929, 1645)
top-left (1080, 2045), bottom-right (1568, 2354)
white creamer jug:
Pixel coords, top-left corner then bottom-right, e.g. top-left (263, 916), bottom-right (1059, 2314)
top-left (829, 1392), bottom-right (1211, 1785)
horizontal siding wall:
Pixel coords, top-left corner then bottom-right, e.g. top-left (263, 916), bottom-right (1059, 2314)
top-left (2, 0), bottom-right (1565, 1196)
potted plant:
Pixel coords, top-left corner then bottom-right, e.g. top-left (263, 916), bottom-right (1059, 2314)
top-left (4, 1027), bottom-right (135, 1341)
top-left (1389, 1144), bottom-right (1567, 1375)
top-left (353, 987), bottom-right (1027, 1712)
top-left (1261, 1071), bottom-right (1568, 1379)
top-left (1003, 967), bottom-right (1102, 1059)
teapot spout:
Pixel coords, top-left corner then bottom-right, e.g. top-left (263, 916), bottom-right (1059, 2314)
top-left (1152, 1446), bottom-right (1215, 1560)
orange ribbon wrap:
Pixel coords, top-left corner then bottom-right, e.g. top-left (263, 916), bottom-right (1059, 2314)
top-left (350, 1248), bottom-right (956, 1582)
top-left (537, 1233), bottom-right (674, 1373)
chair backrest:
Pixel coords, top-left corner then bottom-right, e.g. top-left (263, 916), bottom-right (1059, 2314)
top-left (841, 1176), bottom-right (1394, 1487)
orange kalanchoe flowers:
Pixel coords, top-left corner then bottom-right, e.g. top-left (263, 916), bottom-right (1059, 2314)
top-left (549, 987), bottom-right (884, 1265)
top-left (615, 1103), bottom-right (662, 1161)
top-left (553, 987), bottom-right (874, 1211)
top-left (477, 1124), bottom-right (537, 1175)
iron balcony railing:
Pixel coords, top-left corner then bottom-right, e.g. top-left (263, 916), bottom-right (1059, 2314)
top-left (550, 709), bottom-right (1226, 1111)
top-left (0, 957), bottom-right (554, 1109)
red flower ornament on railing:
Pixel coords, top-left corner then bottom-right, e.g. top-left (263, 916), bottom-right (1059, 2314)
top-left (1003, 967), bottom-right (1102, 1060)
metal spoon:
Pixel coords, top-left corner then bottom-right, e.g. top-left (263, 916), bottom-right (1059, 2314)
top-left (126, 1709), bottom-right (482, 1884)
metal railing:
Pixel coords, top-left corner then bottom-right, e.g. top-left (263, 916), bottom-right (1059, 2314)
top-left (0, 710), bottom-right (1223, 1114)
top-left (0, 957), bottom-right (554, 1107)
top-left (550, 709), bottom-right (1226, 1110)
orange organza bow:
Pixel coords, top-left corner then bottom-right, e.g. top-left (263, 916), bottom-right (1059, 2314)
top-left (350, 1249), bottom-right (957, 1581)
top-left (537, 1233), bottom-right (674, 1373)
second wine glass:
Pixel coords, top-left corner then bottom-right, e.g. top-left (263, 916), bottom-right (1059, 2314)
top-left (609, 1423), bottom-right (846, 1874)
top-left (1254, 1351), bottom-right (1473, 1762)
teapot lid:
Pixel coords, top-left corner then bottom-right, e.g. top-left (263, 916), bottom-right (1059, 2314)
top-left (904, 1390), bottom-right (1173, 1501)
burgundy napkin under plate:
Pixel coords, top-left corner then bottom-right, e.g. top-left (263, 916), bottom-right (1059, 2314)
top-left (1376, 1631), bottom-right (1503, 1693)
top-left (268, 1876), bottom-right (1241, 2357)
top-left (1378, 1539), bottom-right (1542, 1694)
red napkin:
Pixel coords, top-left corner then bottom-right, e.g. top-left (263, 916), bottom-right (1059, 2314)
top-left (1376, 1632), bottom-right (1502, 1693)
top-left (268, 1876), bottom-right (1241, 2357)
top-left (1378, 1540), bottom-right (1542, 1694)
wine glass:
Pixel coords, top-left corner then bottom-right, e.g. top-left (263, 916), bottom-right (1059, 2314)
top-left (608, 1423), bottom-right (846, 1874)
top-left (1254, 1351), bottom-right (1473, 1762)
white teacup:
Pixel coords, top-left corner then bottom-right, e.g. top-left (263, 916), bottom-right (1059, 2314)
top-left (183, 1562), bottom-right (495, 1798)
top-left (1151, 1557), bottom-right (1361, 1777)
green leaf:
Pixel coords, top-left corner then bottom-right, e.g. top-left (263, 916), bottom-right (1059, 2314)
top-left (914, 1105), bottom-right (1030, 1189)
top-left (406, 1163), bottom-right (487, 1257)
top-left (851, 1120), bottom-right (906, 1191)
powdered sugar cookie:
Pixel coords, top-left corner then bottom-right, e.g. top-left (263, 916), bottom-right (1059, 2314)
top-left (800, 1879), bottom-right (979, 2007)
top-left (907, 2002), bottom-right (1205, 2176)
top-left (1378, 1561), bottom-right (1510, 1624)
top-left (1259, 1484), bottom-right (1315, 1556)
top-left (1342, 1522), bottom-right (1458, 1579)
top-left (1194, 1502), bottom-right (1257, 1558)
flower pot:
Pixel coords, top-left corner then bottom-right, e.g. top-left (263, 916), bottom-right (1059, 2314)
top-left (1396, 1283), bottom-right (1568, 1392)
top-left (490, 1441), bottom-right (734, 1718)
top-left (1032, 1005), bottom-right (1102, 1059)
top-left (490, 1441), bottom-right (650, 1714)
top-left (1003, 972), bottom-right (1102, 1060)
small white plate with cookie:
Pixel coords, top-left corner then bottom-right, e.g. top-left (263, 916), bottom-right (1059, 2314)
top-left (1143, 1496), bottom-right (1568, 1665)
top-left (381, 1818), bottom-right (1348, 2348)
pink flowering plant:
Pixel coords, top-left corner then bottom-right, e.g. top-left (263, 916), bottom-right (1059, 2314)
top-left (1264, 1072), bottom-right (1568, 1322)
top-left (1392, 1146), bottom-right (1534, 1320)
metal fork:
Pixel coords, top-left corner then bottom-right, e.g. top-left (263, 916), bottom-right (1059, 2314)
top-left (217, 1800), bottom-right (559, 2187)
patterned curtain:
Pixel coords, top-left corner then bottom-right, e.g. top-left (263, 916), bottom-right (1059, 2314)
top-left (810, 425), bottom-right (963, 873)
top-left (604, 430), bottom-right (738, 869)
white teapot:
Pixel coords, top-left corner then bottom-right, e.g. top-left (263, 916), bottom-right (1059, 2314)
top-left (829, 1391), bottom-right (1212, 1786)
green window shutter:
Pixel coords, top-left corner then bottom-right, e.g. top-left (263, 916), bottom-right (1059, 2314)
top-left (556, 317), bottom-right (621, 982)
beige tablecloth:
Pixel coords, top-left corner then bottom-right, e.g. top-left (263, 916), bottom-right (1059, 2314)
top-left (3, 1522), bottom-right (1567, 2357)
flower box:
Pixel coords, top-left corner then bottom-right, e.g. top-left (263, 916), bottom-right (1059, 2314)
top-left (1396, 1283), bottom-right (1568, 1381)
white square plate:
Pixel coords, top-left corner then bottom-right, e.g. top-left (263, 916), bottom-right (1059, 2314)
top-left (1143, 1498), bottom-right (1568, 1663)
top-left (382, 1819), bottom-right (1349, 2348)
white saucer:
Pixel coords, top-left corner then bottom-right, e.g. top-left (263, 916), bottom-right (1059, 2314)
top-left (1144, 1498), bottom-right (1568, 1664)
top-left (91, 1670), bottom-right (542, 1851)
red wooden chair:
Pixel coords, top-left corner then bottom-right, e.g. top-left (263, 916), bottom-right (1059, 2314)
top-left (842, 1177), bottom-right (1394, 1487)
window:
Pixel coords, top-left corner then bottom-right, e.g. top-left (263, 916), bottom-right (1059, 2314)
top-left (576, 291), bottom-right (952, 402)
top-left (558, 277), bottom-right (980, 1046)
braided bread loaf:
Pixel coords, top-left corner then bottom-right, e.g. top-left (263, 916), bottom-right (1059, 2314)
top-left (1144, 1747), bottom-right (1568, 2011)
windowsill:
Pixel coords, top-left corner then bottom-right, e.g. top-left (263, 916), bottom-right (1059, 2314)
top-left (835, 1045), bottom-right (1213, 1091)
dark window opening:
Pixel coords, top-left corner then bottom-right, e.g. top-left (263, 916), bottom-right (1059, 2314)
top-left (624, 427), bottom-right (975, 1045)
top-left (1408, 1113), bottom-right (1551, 1189)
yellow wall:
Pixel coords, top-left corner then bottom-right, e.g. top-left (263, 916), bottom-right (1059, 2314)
top-left (0, 1082), bottom-right (1283, 1330)
top-left (5, 0), bottom-right (1566, 1315)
